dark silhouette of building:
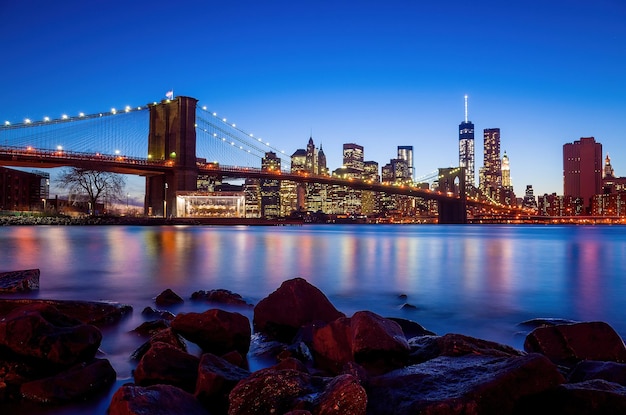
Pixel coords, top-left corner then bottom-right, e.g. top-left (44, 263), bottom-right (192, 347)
top-left (0, 167), bottom-right (49, 211)
top-left (563, 137), bottom-right (602, 211)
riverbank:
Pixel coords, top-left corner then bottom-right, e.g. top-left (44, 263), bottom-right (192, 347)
top-left (0, 215), bottom-right (304, 226)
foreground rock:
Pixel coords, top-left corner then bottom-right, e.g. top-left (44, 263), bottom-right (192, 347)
top-left (108, 384), bottom-right (208, 415)
top-left (0, 269), bottom-right (39, 292)
top-left (253, 277), bottom-right (345, 342)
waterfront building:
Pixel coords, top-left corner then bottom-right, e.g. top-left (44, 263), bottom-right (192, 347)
top-left (175, 191), bottom-right (245, 217)
top-left (482, 128), bottom-right (502, 200)
top-left (306, 137), bottom-right (317, 174)
top-left (563, 136), bottom-right (602, 211)
top-left (500, 152), bottom-right (516, 206)
top-left (318, 144), bottom-right (329, 176)
top-left (0, 167), bottom-right (49, 211)
top-left (397, 146), bottom-right (414, 182)
top-left (243, 178), bottom-right (260, 218)
top-left (459, 95), bottom-right (475, 189)
top-left (592, 193), bottom-right (626, 216)
top-left (522, 185), bottom-right (538, 212)
top-left (602, 154), bottom-right (626, 194)
top-left (260, 152), bottom-right (281, 218)
top-left (362, 160), bottom-right (380, 216)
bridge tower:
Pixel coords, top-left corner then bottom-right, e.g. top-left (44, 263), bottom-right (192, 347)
top-left (437, 167), bottom-right (467, 224)
top-left (145, 96), bottom-right (198, 217)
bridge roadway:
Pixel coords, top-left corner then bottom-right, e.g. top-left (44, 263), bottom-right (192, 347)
top-left (0, 145), bottom-right (522, 212)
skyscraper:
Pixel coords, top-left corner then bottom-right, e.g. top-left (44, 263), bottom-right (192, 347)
top-left (397, 146), bottom-right (414, 182)
top-left (343, 143), bottom-right (364, 172)
top-left (459, 95), bottom-right (475, 189)
top-left (563, 136), bottom-right (602, 210)
top-left (501, 151), bottom-right (511, 188)
top-left (482, 128), bottom-right (502, 198)
top-left (260, 151), bottom-right (281, 218)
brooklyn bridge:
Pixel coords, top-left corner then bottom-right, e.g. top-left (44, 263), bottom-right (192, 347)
top-left (0, 96), bottom-right (525, 223)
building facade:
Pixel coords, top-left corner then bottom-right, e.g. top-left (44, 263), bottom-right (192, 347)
top-left (563, 136), bottom-right (602, 211)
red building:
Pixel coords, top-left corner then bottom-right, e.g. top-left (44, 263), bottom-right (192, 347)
top-left (563, 137), bottom-right (602, 212)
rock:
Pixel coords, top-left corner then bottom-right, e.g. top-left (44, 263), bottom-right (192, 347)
top-left (155, 288), bottom-right (185, 306)
top-left (133, 342), bottom-right (200, 393)
top-left (131, 319), bottom-right (170, 337)
top-left (190, 289), bottom-right (251, 306)
top-left (274, 357), bottom-right (310, 373)
top-left (194, 353), bottom-right (250, 412)
top-left (387, 317), bottom-right (436, 338)
top-left (311, 317), bottom-right (354, 374)
top-left (20, 358), bottom-right (115, 404)
top-left (171, 308), bottom-right (251, 355)
top-left (366, 353), bottom-right (564, 415)
top-left (108, 384), bottom-right (208, 415)
top-left (0, 303), bottom-right (102, 368)
top-left (569, 360), bottom-right (626, 385)
top-left (253, 278), bottom-right (345, 342)
top-left (0, 299), bottom-right (132, 326)
top-left (0, 269), bottom-right (39, 292)
top-left (409, 333), bottom-right (523, 364)
top-left (141, 306), bottom-right (175, 320)
top-left (351, 311), bottom-right (410, 374)
top-left (228, 368), bottom-right (314, 414)
top-left (130, 327), bottom-right (187, 360)
top-left (514, 379), bottom-right (626, 415)
top-left (524, 321), bottom-right (626, 367)
top-left (314, 374), bottom-right (367, 415)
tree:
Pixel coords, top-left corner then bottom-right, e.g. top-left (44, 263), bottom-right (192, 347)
top-left (57, 168), bottom-right (126, 215)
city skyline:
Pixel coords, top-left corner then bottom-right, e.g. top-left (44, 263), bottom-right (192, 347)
top-left (1, 0), bottom-right (625, 200)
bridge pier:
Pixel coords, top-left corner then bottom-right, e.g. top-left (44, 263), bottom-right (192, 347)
top-left (145, 96), bottom-right (198, 217)
top-left (436, 166), bottom-right (467, 224)
top-left (438, 199), bottom-right (467, 224)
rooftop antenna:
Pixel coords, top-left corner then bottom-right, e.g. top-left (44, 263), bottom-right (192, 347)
top-left (464, 94), bottom-right (468, 123)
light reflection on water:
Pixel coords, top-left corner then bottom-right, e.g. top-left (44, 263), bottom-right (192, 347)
top-left (2, 224), bottom-right (626, 413)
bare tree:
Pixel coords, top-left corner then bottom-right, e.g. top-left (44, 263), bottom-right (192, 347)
top-left (57, 168), bottom-right (126, 215)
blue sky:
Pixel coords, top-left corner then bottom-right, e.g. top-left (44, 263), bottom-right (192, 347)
top-left (2, 0), bottom-right (625, 200)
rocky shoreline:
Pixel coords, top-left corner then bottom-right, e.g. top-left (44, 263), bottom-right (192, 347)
top-left (1, 275), bottom-right (626, 414)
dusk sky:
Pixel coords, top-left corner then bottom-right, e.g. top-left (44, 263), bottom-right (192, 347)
top-left (2, 0), bottom-right (625, 200)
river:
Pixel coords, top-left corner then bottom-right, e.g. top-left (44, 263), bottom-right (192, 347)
top-left (1, 224), bottom-right (626, 413)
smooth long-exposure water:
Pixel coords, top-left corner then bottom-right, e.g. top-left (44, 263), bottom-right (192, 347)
top-left (1, 224), bottom-right (626, 413)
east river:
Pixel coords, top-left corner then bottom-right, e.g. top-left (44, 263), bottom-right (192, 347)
top-left (1, 224), bottom-right (626, 413)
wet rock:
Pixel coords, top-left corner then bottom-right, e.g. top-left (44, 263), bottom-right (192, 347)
top-left (20, 358), bottom-right (115, 404)
top-left (514, 379), bottom-right (626, 415)
top-left (228, 368), bottom-right (314, 415)
top-left (366, 353), bottom-right (564, 415)
top-left (108, 384), bottom-right (208, 415)
top-left (171, 308), bottom-right (251, 355)
top-left (518, 317), bottom-right (579, 329)
top-left (569, 360), bottom-right (626, 385)
top-left (311, 317), bottom-right (353, 374)
top-left (0, 269), bottom-right (39, 292)
top-left (253, 277), bottom-right (345, 342)
top-left (524, 321), bottom-right (626, 367)
top-left (0, 299), bottom-right (132, 326)
top-left (194, 352), bottom-right (250, 412)
top-left (351, 311), bottom-right (410, 374)
top-left (141, 306), bottom-right (175, 320)
top-left (130, 327), bottom-right (187, 361)
top-left (387, 317), bottom-right (436, 338)
top-left (274, 357), bottom-right (310, 373)
top-left (190, 289), bottom-right (251, 306)
top-left (0, 303), bottom-right (102, 368)
top-left (155, 288), bottom-right (184, 306)
top-left (314, 374), bottom-right (367, 415)
top-left (133, 341), bottom-right (200, 393)
top-left (409, 333), bottom-right (523, 363)
top-left (131, 319), bottom-right (170, 337)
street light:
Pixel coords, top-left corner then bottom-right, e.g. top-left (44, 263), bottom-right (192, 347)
top-left (42, 198), bottom-right (46, 212)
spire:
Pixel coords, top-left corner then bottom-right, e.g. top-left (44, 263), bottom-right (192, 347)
top-left (464, 95), bottom-right (468, 123)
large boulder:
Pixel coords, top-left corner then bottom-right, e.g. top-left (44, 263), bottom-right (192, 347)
top-left (20, 358), bottom-right (115, 404)
top-left (155, 288), bottom-right (185, 307)
top-left (194, 353), bottom-right (250, 412)
top-left (311, 317), bottom-right (353, 374)
top-left (366, 353), bottom-right (565, 415)
top-left (524, 321), bottom-right (626, 367)
top-left (253, 278), bottom-right (345, 342)
top-left (133, 341), bottom-right (200, 393)
top-left (0, 299), bottom-right (132, 326)
top-left (130, 327), bottom-right (187, 361)
top-left (191, 289), bottom-right (251, 306)
top-left (409, 333), bottom-right (524, 364)
top-left (0, 303), bottom-right (102, 367)
top-left (0, 269), bottom-right (39, 292)
top-left (228, 368), bottom-right (314, 414)
top-left (569, 360), bottom-right (626, 385)
top-left (171, 308), bottom-right (251, 355)
top-left (108, 384), bottom-right (208, 415)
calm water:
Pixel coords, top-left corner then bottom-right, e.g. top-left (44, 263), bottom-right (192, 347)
top-left (1, 224), bottom-right (626, 413)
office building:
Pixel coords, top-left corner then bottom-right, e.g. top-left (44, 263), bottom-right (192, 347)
top-left (343, 143), bottom-right (364, 172)
top-left (260, 152), bottom-right (281, 218)
top-left (482, 128), bottom-right (502, 198)
top-left (563, 137), bottom-right (602, 210)
top-left (459, 95), bottom-right (475, 188)
top-left (397, 146), bottom-right (414, 182)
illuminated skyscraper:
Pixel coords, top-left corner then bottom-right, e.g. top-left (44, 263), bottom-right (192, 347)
top-left (459, 95), bottom-right (475, 188)
top-left (343, 143), bottom-right (364, 172)
top-left (397, 146), bottom-right (414, 182)
top-left (482, 128), bottom-right (502, 198)
top-left (260, 151), bottom-right (281, 218)
top-left (501, 151), bottom-right (511, 188)
top-left (563, 136), bottom-right (602, 210)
